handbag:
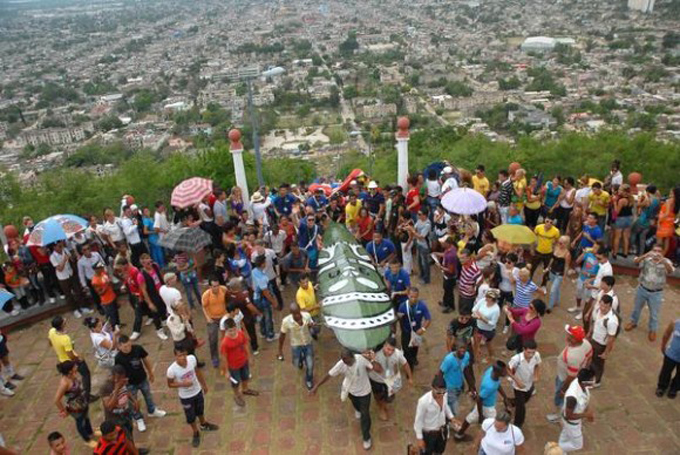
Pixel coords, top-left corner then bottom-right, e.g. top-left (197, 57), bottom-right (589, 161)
top-left (506, 333), bottom-right (522, 352)
top-left (406, 303), bottom-right (423, 347)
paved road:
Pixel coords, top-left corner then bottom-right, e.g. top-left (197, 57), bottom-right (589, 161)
top-left (1, 269), bottom-right (679, 454)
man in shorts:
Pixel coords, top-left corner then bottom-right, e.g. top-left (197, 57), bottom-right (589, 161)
top-left (166, 348), bottom-right (218, 447)
top-left (368, 336), bottom-right (413, 421)
top-left (220, 318), bottom-right (259, 407)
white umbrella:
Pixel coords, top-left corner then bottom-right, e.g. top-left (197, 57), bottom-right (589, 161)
top-left (441, 188), bottom-right (487, 215)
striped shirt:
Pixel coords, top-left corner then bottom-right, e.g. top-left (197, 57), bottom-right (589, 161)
top-left (514, 280), bottom-right (538, 308)
top-left (459, 261), bottom-right (481, 298)
top-left (498, 179), bottom-right (513, 207)
top-left (93, 426), bottom-right (128, 455)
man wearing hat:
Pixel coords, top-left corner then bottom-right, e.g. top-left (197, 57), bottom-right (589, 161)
top-left (250, 191), bottom-right (272, 227)
top-left (364, 181), bottom-right (385, 228)
top-left (91, 261), bottom-right (119, 330)
top-left (441, 166), bottom-right (459, 194)
top-left (547, 325), bottom-right (593, 424)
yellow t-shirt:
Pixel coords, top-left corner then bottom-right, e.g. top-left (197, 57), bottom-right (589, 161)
top-left (296, 285), bottom-right (318, 316)
top-left (513, 178), bottom-right (527, 210)
top-left (534, 224), bottom-right (560, 254)
top-left (48, 327), bottom-right (74, 362)
top-left (588, 191), bottom-right (610, 216)
top-left (472, 176), bottom-right (490, 196)
top-left (345, 201), bottom-right (362, 227)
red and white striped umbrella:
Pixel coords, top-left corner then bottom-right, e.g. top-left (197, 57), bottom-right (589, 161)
top-left (171, 177), bottom-right (213, 209)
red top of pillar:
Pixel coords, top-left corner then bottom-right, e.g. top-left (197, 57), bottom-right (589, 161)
top-left (228, 129), bottom-right (243, 150)
top-left (396, 116), bottom-right (410, 139)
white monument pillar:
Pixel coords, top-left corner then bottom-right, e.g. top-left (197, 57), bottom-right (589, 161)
top-left (229, 129), bottom-right (250, 212)
top-left (396, 116), bottom-right (410, 194)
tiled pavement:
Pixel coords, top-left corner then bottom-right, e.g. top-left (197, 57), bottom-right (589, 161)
top-left (1, 270), bottom-right (679, 454)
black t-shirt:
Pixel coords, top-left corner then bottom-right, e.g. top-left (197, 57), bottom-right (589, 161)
top-left (114, 345), bottom-right (148, 385)
top-left (447, 318), bottom-right (474, 345)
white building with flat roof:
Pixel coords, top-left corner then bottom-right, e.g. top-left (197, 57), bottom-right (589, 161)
top-left (628, 0), bottom-right (655, 13)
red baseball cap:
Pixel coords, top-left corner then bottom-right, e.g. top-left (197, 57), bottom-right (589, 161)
top-left (564, 324), bottom-right (586, 342)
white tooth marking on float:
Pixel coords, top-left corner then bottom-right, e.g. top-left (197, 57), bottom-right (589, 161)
top-left (321, 292), bottom-right (391, 307)
top-left (324, 309), bottom-right (396, 330)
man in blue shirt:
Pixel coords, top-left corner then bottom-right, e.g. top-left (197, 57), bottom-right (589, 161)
top-left (305, 189), bottom-right (328, 213)
top-left (273, 184), bottom-right (297, 218)
top-left (397, 287), bottom-right (431, 370)
top-left (454, 361), bottom-right (509, 440)
top-left (366, 231), bottom-right (396, 271)
top-left (384, 260), bottom-right (410, 308)
top-left (298, 215), bottom-right (321, 272)
top-left (440, 339), bottom-right (476, 416)
top-left (569, 242), bottom-right (601, 315)
top-left (576, 213), bottom-right (603, 251)
top-left (252, 255), bottom-right (276, 341)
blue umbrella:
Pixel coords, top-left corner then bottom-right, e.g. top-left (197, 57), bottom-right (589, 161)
top-left (26, 214), bottom-right (88, 246)
top-left (0, 289), bottom-right (15, 308)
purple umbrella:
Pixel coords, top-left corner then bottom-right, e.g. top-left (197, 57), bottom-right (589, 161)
top-left (441, 188), bottom-right (487, 215)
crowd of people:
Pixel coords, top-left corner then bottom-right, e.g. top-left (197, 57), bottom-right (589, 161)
top-left (0, 158), bottom-right (678, 454)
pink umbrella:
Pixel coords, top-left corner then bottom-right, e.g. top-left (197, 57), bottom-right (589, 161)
top-left (171, 177), bottom-right (213, 209)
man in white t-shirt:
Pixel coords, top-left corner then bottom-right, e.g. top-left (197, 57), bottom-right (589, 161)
top-left (368, 337), bottom-right (413, 422)
top-left (580, 248), bottom-right (612, 331)
top-left (153, 202), bottom-right (170, 240)
top-left (160, 273), bottom-right (183, 316)
top-left (475, 411), bottom-right (525, 455)
top-left (508, 339), bottom-right (541, 428)
top-left (50, 241), bottom-right (91, 318)
top-left (587, 294), bottom-right (618, 387)
top-left (559, 368), bottom-right (595, 452)
top-left (166, 348), bottom-right (218, 448)
top-left (311, 349), bottom-right (383, 450)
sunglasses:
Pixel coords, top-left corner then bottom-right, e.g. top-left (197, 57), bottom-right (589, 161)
top-left (432, 389), bottom-right (447, 396)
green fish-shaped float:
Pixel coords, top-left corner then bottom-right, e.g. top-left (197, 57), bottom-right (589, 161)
top-left (318, 223), bottom-right (396, 352)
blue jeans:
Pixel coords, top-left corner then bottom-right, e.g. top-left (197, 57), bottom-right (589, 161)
top-left (554, 376), bottom-right (565, 408)
top-left (180, 272), bottom-right (201, 309)
top-left (446, 387), bottom-right (462, 416)
top-left (128, 379), bottom-right (156, 419)
top-left (149, 243), bottom-right (165, 268)
top-left (291, 343), bottom-right (314, 383)
top-left (416, 244), bottom-right (431, 284)
top-left (548, 272), bottom-right (564, 310)
top-left (631, 285), bottom-right (663, 332)
top-left (71, 409), bottom-right (93, 441)
top-left (256, 297), bottom-right (275, 339)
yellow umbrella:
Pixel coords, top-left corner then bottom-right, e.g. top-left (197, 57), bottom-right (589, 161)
top-left (491, 225), bottom-right (537, 245)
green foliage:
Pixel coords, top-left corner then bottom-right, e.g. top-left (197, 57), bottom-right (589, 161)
top-left (36, 82), bottom-right (80, 108)
top-left (526, 67), bottom-right (566, 96)
top-left (97, 115), bottom-right (123, 132)
top-left (21, 142), bottom-right (52, 159)
top-left (339, 32), bottom-right (359, 57)
top-left (498, 76), bottom-right (521, 91)
top-left (662, 31), bottom-right (680, 49)
top-left (64, 142), bottom-right (135, 167)
top-left (83, 78), bottom-right (117, 96)
top-left (1, 148), bottom-right (314, 227)
top-left (445, 81), bottom-right (473, 97)
top-left (235, 42), bottom-right (285, 54)
top-left (337, 128), bottom-right (680, 192)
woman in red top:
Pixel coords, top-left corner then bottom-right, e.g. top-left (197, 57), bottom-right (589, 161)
top-left (220, 318), bottom-right (258, 407)
top-left (406, 176), bottom-right (421, 220)
top-left (355, 207), bottom-right (374, 247)
top-left (504, 299), bottom-right (546, 350)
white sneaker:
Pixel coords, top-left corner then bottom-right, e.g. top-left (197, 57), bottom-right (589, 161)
top-left (567, 306), bottom-right (579, 313)
top-left (49, 297), bottom-right (56, 304)
top-left (502, 326), bottom-right (509, 334)
top-left (149, 409), bottom-right (167, 418)
top-left (575, 312), bottom-right (583, 320)
top-left (81, 307), bottom-right (94, 314)
top-left (156, 329), bottom-right (168, 341)
top-left (145, 318), bottom-right (154, 326)
top-left (546, 413), bottom-right (560, 423)
top-left (355, 410), bottom-right (361, 420)
top-left (136, 418), bottom-right (147, 432)
top-left (73, 309), bottom-right (82, 319)
top-left (10, 309), bottom-right (20, 317)
top-left (0, 386), bottom-right (14, 397)
top-left (130, 332), bottom-right (141, 341)
top-left (59, 294), bottom-right (66, 300)
top-left (363, 439), bottom-right (372, 450)
top-left (253, 350), bottom-right (260, 356)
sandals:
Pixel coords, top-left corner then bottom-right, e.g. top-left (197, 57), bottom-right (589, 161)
top-left (243, 389), bottom-right (260, 396)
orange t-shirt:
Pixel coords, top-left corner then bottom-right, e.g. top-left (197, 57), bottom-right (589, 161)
top-left (92, 273), bottom-right (116, 305)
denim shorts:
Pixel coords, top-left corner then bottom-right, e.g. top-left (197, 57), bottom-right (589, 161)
top-left (229, 363), bottom-right (250, 387)
top-left (476, 328), bottom-right (496, 341)
top-left (613, 215), bottom-right (633, 229)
